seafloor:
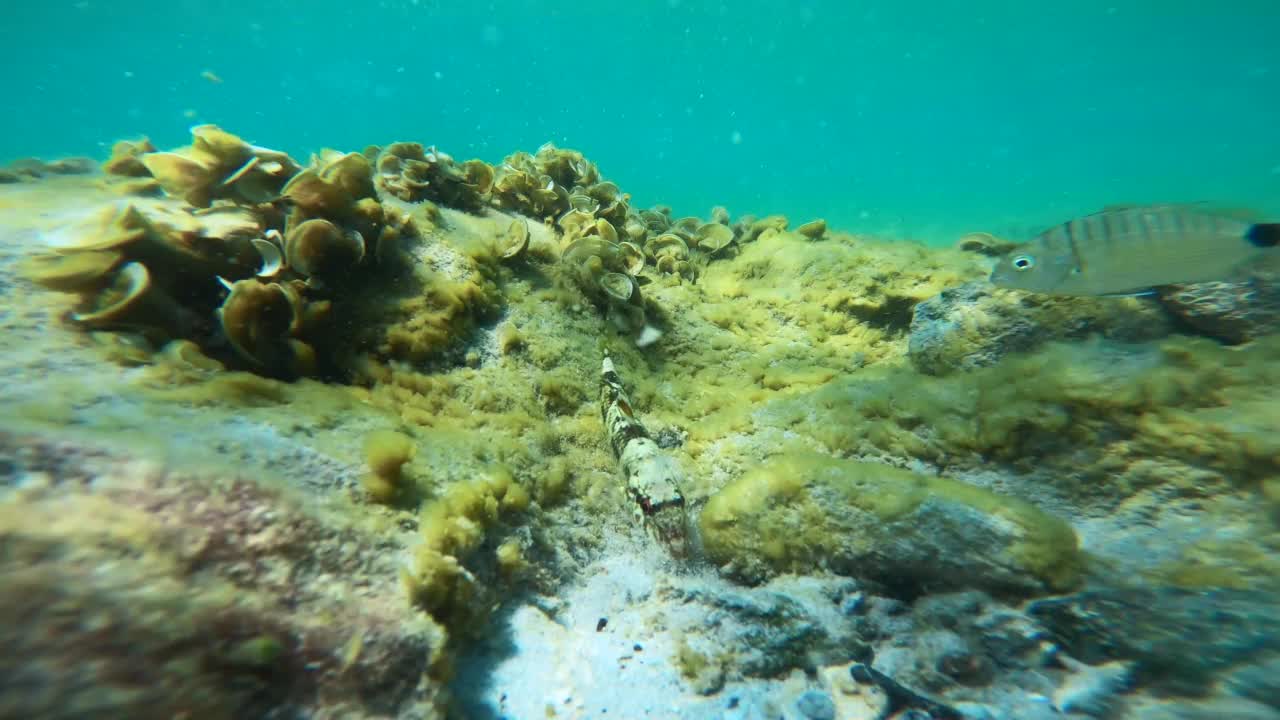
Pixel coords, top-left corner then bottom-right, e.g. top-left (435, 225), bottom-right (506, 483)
top-left (0, 129), bottom-right (1278, 720)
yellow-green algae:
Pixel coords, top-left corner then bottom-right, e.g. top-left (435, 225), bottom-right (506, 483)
top-left (403, 467), bottom-right (531, 627)
top-left (1153, 538), bottom-right (1280, 590)
top-left (597, 229), bottom-right (989, 464)
top-left (349, 215), bottom-right (506, 366)
top-left (699, 451), bottom-right (1082, 594)
top-left (363, 429), bottom-right (418, 504)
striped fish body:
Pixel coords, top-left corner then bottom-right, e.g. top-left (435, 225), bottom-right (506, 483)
top-left (990, 206), bottom-right (1277, 296)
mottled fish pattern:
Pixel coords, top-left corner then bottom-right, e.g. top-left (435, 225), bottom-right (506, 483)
top-left (600, 356), bottom-right (690, 557)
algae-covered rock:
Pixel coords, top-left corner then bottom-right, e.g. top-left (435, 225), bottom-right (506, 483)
top-left (1158, 270), bottom-right (1280, 343)
top-left (771, 334), bottom-right (1280, 508)
top-left (699, 229), bottom-right (985, 360)
top-left (908, 280), bottom-right (1173, 375)
top-left (0, 430), bottom-right (449, 720)
top-left (699, 452), bottom-right (1082, 596)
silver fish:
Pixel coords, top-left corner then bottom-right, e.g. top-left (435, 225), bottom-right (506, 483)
top-left (989, 205), bottom-right (1280, 296)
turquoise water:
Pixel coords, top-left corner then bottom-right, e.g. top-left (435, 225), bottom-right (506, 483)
top-left (4, 0), bottom-right (1278, 244)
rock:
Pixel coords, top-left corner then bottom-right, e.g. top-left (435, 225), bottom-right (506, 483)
top-left (818, 662), bottom-right (891, 720)
top-left (1027, 587), bottom-right (1280, 696)
top-left (973, 607), bottom-right (1055, 669)
top-left (671, 576), bottom-right (869, 679)
top-left (795, 689), bottom-right (837, 720)
top-left (934, 638), bottom-right (994, 686)
top-left (914, 591), bottom-right (989, 630)
top-left (908, 281), bottom-right (1172, 375)
top-left (1052, 658), bottom-right (1133, 717)
top-left (1158, 271), bottom-right (1280, 343)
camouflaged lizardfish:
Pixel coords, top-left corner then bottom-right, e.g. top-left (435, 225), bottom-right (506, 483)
top-left (600, 355), bottom-right (690, 557)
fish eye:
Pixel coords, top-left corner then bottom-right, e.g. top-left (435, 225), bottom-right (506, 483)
top-left (1011, 255), bottom-right (1035, 271)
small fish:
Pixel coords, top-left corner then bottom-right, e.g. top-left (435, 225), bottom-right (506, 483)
top-left (200, 70), bottom-right (223, 84)
top-left (990, 205), bottom-right (1280, 296)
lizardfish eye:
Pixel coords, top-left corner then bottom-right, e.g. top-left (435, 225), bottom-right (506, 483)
top-left (1011, 255), bottom-right (1035, 271)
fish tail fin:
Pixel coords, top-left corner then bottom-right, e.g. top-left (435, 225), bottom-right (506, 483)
top-left (1246, 223), bottom-right (1280, 248)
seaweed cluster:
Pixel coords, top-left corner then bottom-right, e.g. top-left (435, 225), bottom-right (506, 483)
top-left (22, 126), bottom-right (434, 378)
top-left (491, 143), bottom-right (612, 222)
top-left (482, 143), bottom-right (836, 344)
top-left (550, 204), bottom-right (808, 344)
top-left (372, 141), bottom-right (494, 212)
top-left (101, 137), bottom-right (158, 177)
top-left (27, 126), bottom-right (839, 368)
top-left (139, 124), bottom-right (301, 207)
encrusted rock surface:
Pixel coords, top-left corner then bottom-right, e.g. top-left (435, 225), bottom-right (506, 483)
top-left (1158, 270), bottom-right (1280, 343)
top-left (909, 280), bottom-right (1173, 374)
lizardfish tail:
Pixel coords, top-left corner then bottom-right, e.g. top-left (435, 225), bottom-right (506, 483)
top-left (1246, 223), bottom-right (1280, 247)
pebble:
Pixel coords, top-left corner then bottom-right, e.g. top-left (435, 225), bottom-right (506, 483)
top-left (840, 591), bottom-right (868, 616)
top-left (1053, 658), bottom-right (1132, 717)
top-left (795, 690), bottom-right (836, 720)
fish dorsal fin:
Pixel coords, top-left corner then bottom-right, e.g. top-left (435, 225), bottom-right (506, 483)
top-left (1094, 202), bottom-right (1265, 223)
